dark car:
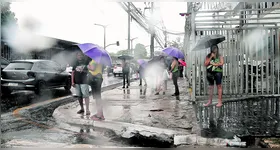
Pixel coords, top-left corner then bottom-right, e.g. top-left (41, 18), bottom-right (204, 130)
top-left (1, 59), bottom-right (71, 95)
top-left (1, 57), bottom-right (10, 72)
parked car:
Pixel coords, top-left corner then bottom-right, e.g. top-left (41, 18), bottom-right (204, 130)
top-left (1, 57), bottom-right (10, 72)
top-left (1, 59), bottom-right (71, 95)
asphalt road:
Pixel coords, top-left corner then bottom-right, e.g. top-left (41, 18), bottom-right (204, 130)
top-left (1, 74), bottom-right (124, 114)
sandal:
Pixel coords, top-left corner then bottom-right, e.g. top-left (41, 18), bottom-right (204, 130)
top-left (90, 114), bottom-right (105, 121)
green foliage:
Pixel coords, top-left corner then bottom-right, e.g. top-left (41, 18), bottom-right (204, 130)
top-left (1, 2), bottom-right (18, 39)
top-left (116, 49), bottom-right (129, 55)
top-left (133, 43), bottom-right (147, 59)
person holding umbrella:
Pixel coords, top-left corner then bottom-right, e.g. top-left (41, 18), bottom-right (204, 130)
top-left (162, 47), bottom-right (184, 96)
top-left (87, 59), bottom-right (104, 120)
top-left (77, 43), bottom-right (112, 121)
top-left (204, 45), bottom-right (224, 107)
top-left (169, 57), bottom-right (180, 96)
top-left (122, 59), bottom-right (130, 88)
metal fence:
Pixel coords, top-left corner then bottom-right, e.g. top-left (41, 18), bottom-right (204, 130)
top-left (187, 6), bottom-right (280, 97)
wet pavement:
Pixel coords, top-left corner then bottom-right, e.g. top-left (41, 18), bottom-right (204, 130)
top-left (55, 78), bottom-right (194, 133)
top-left (195, 95), bottom-right (280, 139)
top-left (1, 74), bottom-right (138, 148)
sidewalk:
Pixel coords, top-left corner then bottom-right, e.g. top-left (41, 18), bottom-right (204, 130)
top-left (53, 78), bottom-right (229, 147)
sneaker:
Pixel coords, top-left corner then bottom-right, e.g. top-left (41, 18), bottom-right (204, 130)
top-left (122, 86), bottom-right (125, 89)
top-left (155, 92), bottom-right (159, 95)
top-left (77, 110), bottom-right (84, 114)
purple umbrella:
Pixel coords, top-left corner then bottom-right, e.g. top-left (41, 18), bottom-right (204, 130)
top-left (77, 43), bottom-right (112, 66)
top-left (162, 47), bottom-right (184, 59)
top-left (137, 59), bottom-right (147, 67)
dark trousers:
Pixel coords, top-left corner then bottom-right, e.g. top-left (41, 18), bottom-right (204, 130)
top-left (179, 66), bottom-right (184, 77)
top-left (90, 77), bottom-right (103, 100)
top-left (123, 72), bottom-right (130, 87)
top-left (172, 71), bottom-right (179, 95)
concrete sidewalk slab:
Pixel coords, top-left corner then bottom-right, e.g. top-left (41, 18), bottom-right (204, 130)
top-left (53, 78), bottom-right (233, 147)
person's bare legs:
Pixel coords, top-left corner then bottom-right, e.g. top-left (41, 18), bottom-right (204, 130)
top-left (204, 85), bottom-right (214, 106)
top-left (77, 97), bottom-right (84, 113)
top-left (216, 84), bottom-right (223, 107)
top-left (84, 97), bottom-right (90, 115)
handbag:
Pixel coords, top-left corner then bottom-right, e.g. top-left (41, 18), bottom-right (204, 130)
top-left (87, 73), bottom-right (102, 84)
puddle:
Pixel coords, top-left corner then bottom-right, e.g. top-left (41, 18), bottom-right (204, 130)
top-left (194, 96), bottom-right (280, 139)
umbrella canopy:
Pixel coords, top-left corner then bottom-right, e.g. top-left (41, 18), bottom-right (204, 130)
top-left (192, 34), bottom-right (225, 51)
top-left (162, 47), bottom-right (184, 59)
top-left (178, 59), bottom-right (186, 66)
top-left (137, 59), bottom-right (147, 67)
top-left (118, 55), bottom-right (134, 60)
top-left (77, 43), bottom-right (112, 66)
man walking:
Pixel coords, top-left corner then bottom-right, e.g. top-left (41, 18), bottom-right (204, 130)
top-left (122, 59), bottom-right (130, 88)
top-left (72, 51), bottom-right (91, 115)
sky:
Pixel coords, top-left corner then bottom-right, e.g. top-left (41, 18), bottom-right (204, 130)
top-left (10, 0), bottom-right (188, 53)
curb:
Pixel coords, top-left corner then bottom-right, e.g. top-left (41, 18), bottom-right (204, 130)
top-left (53, 105), bottom-right (233, 147)
top-left (9, 79), bottom-right (133, 133)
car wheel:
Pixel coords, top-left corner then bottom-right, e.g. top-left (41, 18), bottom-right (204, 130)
top-left (35, 81), bottom-right (46, 95)
top-left (64, 78), bottom-right (71, 92)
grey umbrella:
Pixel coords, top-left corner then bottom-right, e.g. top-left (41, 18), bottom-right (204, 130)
top-left (118, 55), bottom-right (134, 60)
top-left (192, 34), bottom-right (225, 51)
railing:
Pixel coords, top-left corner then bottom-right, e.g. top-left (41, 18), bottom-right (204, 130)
top-left (187, 5), bottom-right (280, 97)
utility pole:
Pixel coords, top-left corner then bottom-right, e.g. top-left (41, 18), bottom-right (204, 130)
top-left (125, 37), bottom-right (138, 56)
top-left (128, 3), bottom-right (131, 55)
top-left (150, 2), bottom-right (155, 58)
top-left (94, 23), bottom-right (108, 49)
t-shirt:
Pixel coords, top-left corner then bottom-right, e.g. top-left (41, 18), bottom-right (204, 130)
top-left (122, 62), bottom-right (130, 73)
top-left (88, 59), bottom-right (103, 77)
top-left (72, 58), bottom-right (90, 84)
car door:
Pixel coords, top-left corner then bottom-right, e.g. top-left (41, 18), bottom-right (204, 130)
top-left (48, 61), bottom-right (66, 86)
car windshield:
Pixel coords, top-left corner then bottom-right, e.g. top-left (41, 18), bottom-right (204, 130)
top-left (4, 62), bottom-right (33, 70)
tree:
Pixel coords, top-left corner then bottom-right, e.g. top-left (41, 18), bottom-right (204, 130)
top-left (133, 43), bottom-right (147, 59)
top-left (167, 37), bottom-right (183, 50)
top-left (116, 49), bottom-right (129, 56)
top-left (1, 2), bottom-right (18, 39)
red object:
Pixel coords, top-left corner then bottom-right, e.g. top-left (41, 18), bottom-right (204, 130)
top-left (178, 60), bottom-right (186, 66)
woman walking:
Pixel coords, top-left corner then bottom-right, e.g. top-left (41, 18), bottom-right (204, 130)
top-left (169, 57), bottom-right (180, 96)
top-left (87, 59), bottom-right (105, 121)
top-left (204, 45), bottom-right (224, 107)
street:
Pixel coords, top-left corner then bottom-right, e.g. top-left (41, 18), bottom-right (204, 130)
top-left (1, 74), bottom-right (123, 114)
top-left (2, 1), bottom-right (280, 148)
top-left (1, 74), bottom-right (134, 148)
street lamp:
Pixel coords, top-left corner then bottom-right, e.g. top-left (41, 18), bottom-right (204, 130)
top-left (125, 37), bottom-right (138, 55)
top-left (105, 41), bottom-right (120, 49)
top-left (94, 23), bottom-right (109, 49)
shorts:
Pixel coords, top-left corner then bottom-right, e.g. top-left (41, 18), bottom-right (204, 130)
top-left (207, 72), bottom-right (222, 85)
top-left (75, 84), bottom-right (90, 98)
